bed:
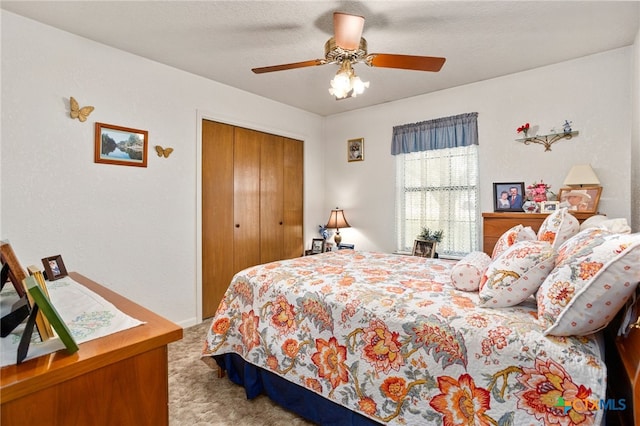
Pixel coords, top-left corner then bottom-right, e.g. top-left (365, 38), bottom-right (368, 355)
top-left (202, 232), bottom-right (640, 425)
top-left (202, 210), bottom-right (640, 425)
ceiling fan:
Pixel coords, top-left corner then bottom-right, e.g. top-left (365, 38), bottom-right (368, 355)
top-left (252, 12), bottom-right (446, 99)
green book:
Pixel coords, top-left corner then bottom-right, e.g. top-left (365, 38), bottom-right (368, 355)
top-left (24, 275), bottom-right (79, 354)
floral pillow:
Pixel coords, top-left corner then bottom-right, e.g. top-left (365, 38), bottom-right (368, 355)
top-left (450, 251), bottom-right (492, 291)
top-left (479, 240), bottom-right (556, 308)
top-left (537, 228), bottom-right (640, 336)
top-left (537, 207), bottom-right (580, 249)
top-left (491, 224), bottom-right (537, 259)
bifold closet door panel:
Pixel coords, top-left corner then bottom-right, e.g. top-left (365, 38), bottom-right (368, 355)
top-left (201, 120), bottom-right (235, 319)
top-left (283, 138), bottom-right (304, 259)
top-left (260, 135), bottom-right (284, 264)
top-left (233, 127), bottom-right (262, 272)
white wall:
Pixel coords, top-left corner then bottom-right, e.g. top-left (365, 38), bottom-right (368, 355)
top-left (324, 48), bottom-right (634, 251)
top-left (2, 10), bottom-right (638, 327)
top-left (0, 11), bottom-right (326, 326)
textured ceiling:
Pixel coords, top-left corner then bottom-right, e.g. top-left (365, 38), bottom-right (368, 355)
top-left (2, 1), bottom-right (639, 116)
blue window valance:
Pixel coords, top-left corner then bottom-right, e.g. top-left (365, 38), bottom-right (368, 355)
top-left (391, 112), bottom-right (478, 155)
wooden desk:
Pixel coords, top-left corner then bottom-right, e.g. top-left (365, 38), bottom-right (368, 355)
top-left (0, 272), bottom-right (183, 426)
top-left (482, 212), bottom-right (595, 255)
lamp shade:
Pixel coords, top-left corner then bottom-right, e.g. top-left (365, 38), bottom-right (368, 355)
top-left (326, 208), bottom-right (350, 229)
top-left (563, 164), bottom-right (600, 186)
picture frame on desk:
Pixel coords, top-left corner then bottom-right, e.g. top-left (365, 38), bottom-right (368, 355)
top-left (0, 241), bottom-right (27, 297)
top-left (22, 275), bottom-right (79, 360)
top-left (493, 182), bottom-right (525, 212)
top-left (41, 255), bottom-right (68, 281)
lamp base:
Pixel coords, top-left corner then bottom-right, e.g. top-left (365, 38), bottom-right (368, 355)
top-left (334, 232), bottom-right (342, 246)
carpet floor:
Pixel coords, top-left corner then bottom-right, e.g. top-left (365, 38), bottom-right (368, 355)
top-left (168, 321), bottom-right (314, 425)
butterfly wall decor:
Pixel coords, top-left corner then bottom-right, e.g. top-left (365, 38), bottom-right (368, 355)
top-left (69, 96), bottom-right (94, 122)
top-left (155, 145), bottom-right (174, 158)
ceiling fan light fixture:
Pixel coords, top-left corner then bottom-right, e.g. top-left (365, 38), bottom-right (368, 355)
top-left (350, 75), bottom-right (369, 96)
top-left (329, 61), bottom-right (368, 99)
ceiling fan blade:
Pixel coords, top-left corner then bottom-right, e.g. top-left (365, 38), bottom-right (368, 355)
top-left (252, 59), bottom-right (327, 74)
top-left (365, 54), bottom-right (446, 72)
top-left (333, 12), bottom-right (364, 50)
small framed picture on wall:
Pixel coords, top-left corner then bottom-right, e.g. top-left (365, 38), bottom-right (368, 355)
top-left (347, 138), bottom-right (364, 162)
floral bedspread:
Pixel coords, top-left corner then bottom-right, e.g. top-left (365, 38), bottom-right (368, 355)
top-left (202, 250), bottom-right (605, 425)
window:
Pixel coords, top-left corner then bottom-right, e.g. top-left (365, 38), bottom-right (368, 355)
top-left (391, 113), bottom-right (479, 257)
top-left (395, 145), bottom-right (479, 257)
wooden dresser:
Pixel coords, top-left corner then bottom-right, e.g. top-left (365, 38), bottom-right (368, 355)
top-left (482, 212), bottom-right (595, 255)
top-left (0, 272), bottom-right (183, 426)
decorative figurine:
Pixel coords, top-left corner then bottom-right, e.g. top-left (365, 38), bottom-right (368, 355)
top-left (563, 120), bottom-right (572, 134)
top-left (318, 225), bottom-right (329, 240)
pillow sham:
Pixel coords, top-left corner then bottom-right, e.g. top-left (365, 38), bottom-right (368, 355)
top-left (450, 251), bottom-right (492, 291)
top-left (580, 215), bottom-right (631, 234)
top-left (537, 207), bottom-right (579, 249)
top-left (491, 224), bottom-right (537, 259)
top-left (479, 240), bottom-right (556, 308)
top-left (579, 215), bottom-right (607, 231)
top-left (537, 228), bottom-right (640, 336)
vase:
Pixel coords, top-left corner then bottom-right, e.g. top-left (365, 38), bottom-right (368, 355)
top-left (533, 193), bottom-right (547, 203)
top-left (522, 200), bottom-right (539, 213)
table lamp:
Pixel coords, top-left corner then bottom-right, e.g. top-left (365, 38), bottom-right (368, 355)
top-left (325, 207), bottom-right (350, 245)
top-left (563, 164), bottom-right (600, 187)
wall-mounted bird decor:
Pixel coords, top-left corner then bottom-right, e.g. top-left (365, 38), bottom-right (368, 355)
top-left (69, 96), bottom-right (94, 122)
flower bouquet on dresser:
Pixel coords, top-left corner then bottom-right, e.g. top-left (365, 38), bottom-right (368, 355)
top-left (524, 180), bottom-right (555, 213)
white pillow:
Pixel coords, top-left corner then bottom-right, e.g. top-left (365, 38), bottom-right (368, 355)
top-left (479, 240), bottom-right (556, 308)
top-left (579, 215), bottom-right (608, 230)
top-left (491, 224), bottom-right (537, 259)
top-left (537, 228), bottom-right (640, 336)
top-left (537, 208), bottom-right (580, 249)
top-left (580, 216), bottom-right (631, 234)
top-left (450, 251), bottom-right (491, 291)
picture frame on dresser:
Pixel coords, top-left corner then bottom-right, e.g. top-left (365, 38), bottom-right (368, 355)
top-left (557, 186), bottom-right (602, 214)
top-left (540, 201), bottom-right (559, 214)
top-left (493, 182), bottom-right (525, 212)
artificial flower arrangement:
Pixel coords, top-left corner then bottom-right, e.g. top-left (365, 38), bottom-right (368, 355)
top-left (517, 123), bottom-right (530, 137)
top-left (417, 227), bottom-right (444, 242)
top-left (526, 180), bottom-right (553, 202)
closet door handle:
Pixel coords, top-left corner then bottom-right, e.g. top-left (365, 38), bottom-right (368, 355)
top-left (235, 224), bottom-right (240, 228)
top-left (279, 221), bottom-right (283, 225)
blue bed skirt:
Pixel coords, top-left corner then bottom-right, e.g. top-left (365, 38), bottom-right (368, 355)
top-left (214, 353), bottom-right (381, 425)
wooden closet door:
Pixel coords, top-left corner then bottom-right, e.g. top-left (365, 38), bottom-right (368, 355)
top-left (260, 135), bottom-right (284, 263)
top-left (283, 138), bottom-right (304, 259)
top-left (202, 120), bottom-right (234, 318)
top-left (233, 127), bottom-right (262, 272)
